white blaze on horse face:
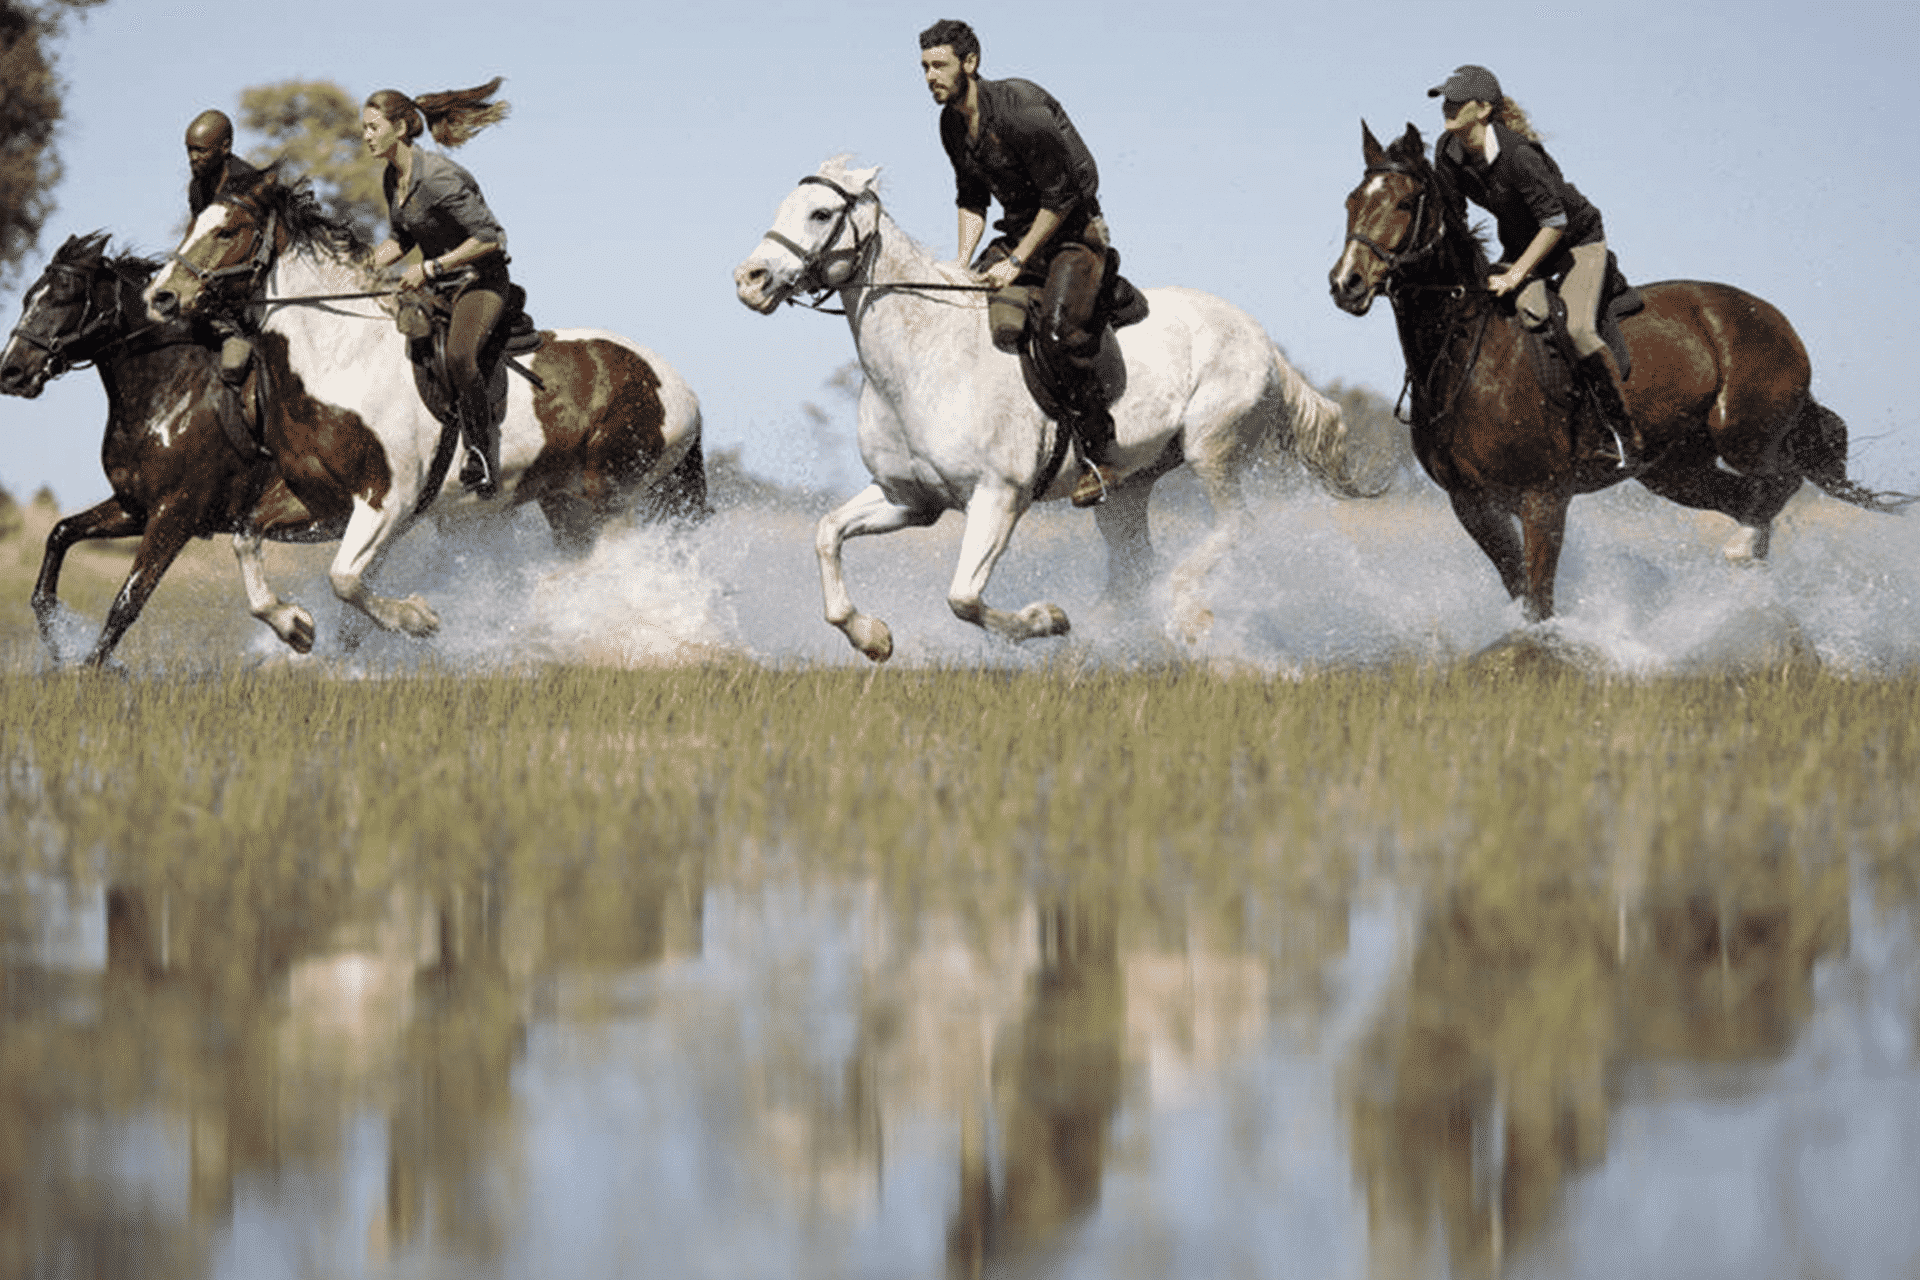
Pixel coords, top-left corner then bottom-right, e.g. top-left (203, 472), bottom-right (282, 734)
top-left (145, 203), bottom-right (236, 317)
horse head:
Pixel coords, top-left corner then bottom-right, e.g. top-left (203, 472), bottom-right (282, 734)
top-left (734, 156), bottom-right (883, 313)
top-left (1328, 122), bottom-right (1450, 316)
top-left (143, 168), bottom-right (301, 325)
top-left (1, 233), bottom-right (149, 398)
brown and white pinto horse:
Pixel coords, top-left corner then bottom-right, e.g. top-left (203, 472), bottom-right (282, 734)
top-left (1, 234), bottom-right (337, 665)
top-left (144, 173), bottom-right (705, 644)
top-left (1329, 123), bottom-right (1910, 622)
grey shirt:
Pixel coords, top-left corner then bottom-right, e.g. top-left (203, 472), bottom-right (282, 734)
top-left (382, 149), bottom-right (509, 261)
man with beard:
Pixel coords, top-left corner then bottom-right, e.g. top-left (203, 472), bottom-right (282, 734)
top-left (920, 19), bottom-right (1136, 507)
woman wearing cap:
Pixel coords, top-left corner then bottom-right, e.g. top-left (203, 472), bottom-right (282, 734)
top-left (362, 78), bottom-right (513, 497)
top-left (1429, 64), bottom-right (1641, 469)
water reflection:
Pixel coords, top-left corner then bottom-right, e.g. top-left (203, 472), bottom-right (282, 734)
top-left (0, 846), bottom-right (1913, 1279)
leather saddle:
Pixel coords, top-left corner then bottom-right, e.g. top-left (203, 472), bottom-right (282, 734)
top-left (989, 247), bottom-right (1150, 423)
top-left (1518, 250), bottom-right (1644, 405)
top-left (396, 276), bottom-right (545, 436)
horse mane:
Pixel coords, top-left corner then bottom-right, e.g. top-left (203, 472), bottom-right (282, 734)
top-left (1387, 126), bottom-right (1490, 287)
top-left (235, 164), bottom-right (371, 264)
top-left (53, 231), bottom-right (161, 284)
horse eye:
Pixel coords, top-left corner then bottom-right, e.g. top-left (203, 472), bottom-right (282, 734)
top-left (810, 209), bottom-right (833, 222)
top-left (1396, 198), bottom-right (1418, 213)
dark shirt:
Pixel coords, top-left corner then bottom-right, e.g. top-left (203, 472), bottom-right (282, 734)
top-left (382, 150), bottom-right (510, 264)
top-left (1436, 122), bottom-right (1603, 273)
top-left (940, 76), bottom-right (1100, 243)
top-left (187, 153), bottom-right (262, 217)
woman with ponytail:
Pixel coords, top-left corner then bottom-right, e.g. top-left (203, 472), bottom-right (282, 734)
top-left (362, 78), bottom-right (513, 496)
top-left (1428, 65), bottom-right (1643, 470)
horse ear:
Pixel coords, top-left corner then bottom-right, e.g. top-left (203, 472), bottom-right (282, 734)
top-left (1399, 122), bottom-right (1425, 157)
top-left (845, 163), bottom-right (881, 194)
top-left (1362, 121), bottom-right (1385, 167)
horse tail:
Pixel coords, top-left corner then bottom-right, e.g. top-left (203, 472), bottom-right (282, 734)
top-left (1790, 399), bottom-right (1917, 513)
top-left (639, 413), bottom-right (712, 525)
top-left (1267, 343), bottom-right (1389, 499)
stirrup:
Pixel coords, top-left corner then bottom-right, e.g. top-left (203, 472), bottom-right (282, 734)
top-left (1070, 462), bottom-right (1119, 508)
top-left (459, 447), bottom-right (498, 498)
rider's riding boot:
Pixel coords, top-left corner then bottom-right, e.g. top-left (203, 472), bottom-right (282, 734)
top-left (1576, 352), bottom-right (1643, 471)
top-left (457, 396), bottom-right (500, 499)
top-left (1068, 404), bottom-right (1120, 508)
top-left (215, 335), bottom-right (269, 459)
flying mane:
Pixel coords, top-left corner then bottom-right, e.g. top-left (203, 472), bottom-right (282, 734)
top-left (225, 165), bottom-right (379, 292)
top-left (1385, 127), bottom-right (1491, 289)
top-left (53, 231), bottom-right (161, 285)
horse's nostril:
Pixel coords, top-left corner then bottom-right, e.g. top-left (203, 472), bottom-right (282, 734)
top-left (152, 291), bottom-right (177, 317)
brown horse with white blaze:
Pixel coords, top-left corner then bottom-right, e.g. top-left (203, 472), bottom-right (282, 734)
top-left (143, 172), bottom-right (706, 646)
top-left (1329, 123), bottom-right (1909, 623)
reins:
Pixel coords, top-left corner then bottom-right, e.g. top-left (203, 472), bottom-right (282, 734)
top-left (769, 175), bottom-right (994, 314)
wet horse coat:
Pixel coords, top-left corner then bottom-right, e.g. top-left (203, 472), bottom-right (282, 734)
top-left (1329, 123), bottom-right (1908, 622)
top-left (735, 158), bottom-right (1378, 661)
top-left (145, 174), bottom-right (705, 645)
top-left (0, 234), bottom-right (336, 665)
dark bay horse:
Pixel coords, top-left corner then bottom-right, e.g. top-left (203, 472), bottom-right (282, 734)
top-left (1, 233), bottom-right (337, 665)
top-left (143, 172), bottom-right (707, 643)
top-left (1329, 123), bottom-right (1909, 622)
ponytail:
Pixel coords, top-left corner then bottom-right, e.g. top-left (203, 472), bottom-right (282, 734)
top-left (1494, 97), bottom-right (1540, 143)
top-left (364, 77), bottom-right (510, 149)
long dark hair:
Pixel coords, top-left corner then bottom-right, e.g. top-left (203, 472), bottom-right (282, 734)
top-left (364, 77), bottom-right (509, 149)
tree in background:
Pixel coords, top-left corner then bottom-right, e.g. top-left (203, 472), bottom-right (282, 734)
top-left (0, 0), bottom-right (106, 288)
top-left (236, 79), bottom-right (384, 241)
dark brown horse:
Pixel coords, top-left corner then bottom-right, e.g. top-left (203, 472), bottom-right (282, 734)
top-left (143, 172), bottom-right (707, 644)
top-left (1330, 123), bottom-right (1909, 622)
top-left (1, 234), bottom-right (336, 665)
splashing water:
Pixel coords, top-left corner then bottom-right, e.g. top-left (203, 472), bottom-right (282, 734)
top-left (223, 479), bottom-right (1920, 675)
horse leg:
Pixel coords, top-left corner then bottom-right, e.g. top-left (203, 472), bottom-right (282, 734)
top-left (32, 498), bottom-right (143, 663)
top-left (1092, 476), bottom-right (1156, 603)
top-left (83, 504), bottom-right (206, 668)
top-left (948, 481), bottom-right (1070, 645)
top-left (1637, 441), bottom-right (1802, 566)
top-left (1447, 490), bottom-right (1529, 602)
top-left (816, 483), bottom-right (940, 663)
top-left (328, 496), bottom-right (439, 638)
top-left (233, 528), bottom-right (316, 653)
top-left (1165, 455), bottom-right (1250, 647)
top-left (538, 492), bottom-right (600, 558)
top-left (1517, 488), bottom-right (1571, 622)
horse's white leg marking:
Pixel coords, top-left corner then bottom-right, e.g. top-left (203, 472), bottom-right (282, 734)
top-left (1724, 521), bottom-right (1772, 565)
top-left (948, 481), bottom-right (1069, 645)
top-left (816, 483), bottom-right (928, 663)
top-left (1166, 455), bottom-right (1251, 647)
top-left (233, 530), bottom-right (315, 653)
top-left (329, 497), bottom-right (438, 638)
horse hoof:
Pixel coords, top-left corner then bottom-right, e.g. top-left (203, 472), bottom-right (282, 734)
top-left (1173, 606), bottom-right (1216, 647)
top-left (844, 615), bottom-right (893, 663)
top-left (397, 595), bottom-right (441, 638)
top-left (1020, 602), bottom-right (1071, 639)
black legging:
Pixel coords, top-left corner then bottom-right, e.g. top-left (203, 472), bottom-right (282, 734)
top-left (448, 284), bottom-right (506, 457)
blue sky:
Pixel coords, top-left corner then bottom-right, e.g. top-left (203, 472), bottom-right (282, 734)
top-left (4, 0), bottom-right (1918, 508)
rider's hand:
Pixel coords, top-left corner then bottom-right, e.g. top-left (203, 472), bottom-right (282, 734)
top-left (399, 262), bottom-right (429, 291)
top-left (1488, 268), bottom-right (1524, 297)
top-left (982, 258), bottom-right (1021, 290)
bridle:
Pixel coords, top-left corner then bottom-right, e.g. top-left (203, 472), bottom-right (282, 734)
top-left (763, 176), bottom-right (881, 308)
top-left (1344, 161), bottom-right (1446, 285)
top-left (6, 259), bottom-right (162, 377)
top-left (166, 199), bottom-right (282, 325)
top-left (762, 175), bottom-right (992, 314)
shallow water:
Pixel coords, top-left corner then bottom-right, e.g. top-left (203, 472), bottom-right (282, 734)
top-left (3, 840), bottom-right (1914, 1280)
top-left (6, 479), bottom-right (1920, 1277)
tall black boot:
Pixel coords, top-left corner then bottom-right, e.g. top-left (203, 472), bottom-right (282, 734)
top-left (456, 390), bottom-right (500, 498)
top-left (1576, 352), bottom-right (1643, 471)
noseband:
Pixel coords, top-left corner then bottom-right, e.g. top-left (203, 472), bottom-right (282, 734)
top-left (761, 175), bottom-right (877, 304)
top-left (1344, 162), bottom-right (1443, 279)
top-left (168, 202), bottom-right (280, 319)
top-left (6, 261), bottom-right (138, 376)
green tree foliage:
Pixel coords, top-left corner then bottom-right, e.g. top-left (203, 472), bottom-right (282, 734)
top-left (236, 79), bottom-right (383, 240)
top-left (0, 0), bottom-right (105, 288)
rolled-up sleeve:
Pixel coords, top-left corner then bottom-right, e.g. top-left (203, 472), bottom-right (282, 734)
top-left (1508, 146), bottom-right (1568, 230)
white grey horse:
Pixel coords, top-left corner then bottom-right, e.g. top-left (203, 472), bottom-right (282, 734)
top-left (734, 156), bottom-right (1375, 661)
